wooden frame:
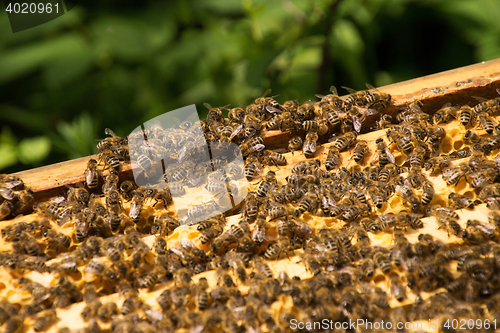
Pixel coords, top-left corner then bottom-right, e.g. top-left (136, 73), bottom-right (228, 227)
top-left (12, 58), bottom-right (500, 203)
top-left (2, 58), bottom-right (500, 333)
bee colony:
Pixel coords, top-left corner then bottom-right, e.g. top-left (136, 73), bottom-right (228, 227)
top-left (1, 59), bottom-right (500, 333)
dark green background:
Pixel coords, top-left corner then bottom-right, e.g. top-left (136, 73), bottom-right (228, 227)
top-left (1, 0), bottom-right (499, 173)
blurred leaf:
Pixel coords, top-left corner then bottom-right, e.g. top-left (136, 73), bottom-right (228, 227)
top-left (196, 0), bottom-right (244, 14)
top-left (333, 19), bottom-right (364, 55)
top-left (56, 112), bottom-right (97, 158)
top-left (246, 49), bottom-right (281, 87)
top-left (0, 127), bottom-right (18, 170)
top-left (43, 44), bottom-right (95, 87)
top-left (0, 106), bottom-right (51, 132)
top-left (0, 35), bottom-right (88, 84)
top-left (17, 136), bottom-right (51, 165)
top-left (92, 15), bottom-right (174, 62)
top-left (0, 144), bottom-right (18, 170)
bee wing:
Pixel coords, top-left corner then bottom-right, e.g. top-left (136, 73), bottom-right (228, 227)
top-left (359, 107), bottom-right (378, 117)
top-left (330, 85), bottom-right (339, 95)
top-left (308, 142), bottom-right (317, 153)
top-left (104, 128), bottom-right (117, 137)
top-left (261, 88), bottom-right (272, 99)
top-left (352, 116), bottom-right (362, 133)
top-left (49, 196), bottom-right (66, 204)
top-left (265, 105), bottom-right (282, 114)
top-left (394, 185), bottom-right (405, 196)
top-left (315, 94), bottom-right (326, 100)
top-left (441, 166), bottom-right (456, 180)
top-left (252, 143), bottom-right (266, 153)
top-left (365, 83), bottom-right (377, 90)
top-left (371, 151), bottom-right (380, 164)
top-left (476, 222), bottom-right (495, 233)
top-left (385, 148), bottom-right (396, 164)
top-left (322, 195), bottom-right (336, 208)
top-left (0, 179), bottom-right (24, 189)
top-left (472, 96), bottom-right (489, 103)
top-left (342, 86), bottom-right (358, 95)
top-left (177, 145), bottom-right (189, 163)
top-left (179, 238), bottom-right (195, 250)
top-left (203, 103), bottom-right (213, 110)
top-left (230, 124), bottom-right (243, 140)
top-left (468, 169), bottom-right (484, 178)
top-left (0, 188), bottom-right (15, 200)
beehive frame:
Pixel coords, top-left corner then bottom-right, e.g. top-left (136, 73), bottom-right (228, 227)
top-left (0, 58), bottom-right (500, 333)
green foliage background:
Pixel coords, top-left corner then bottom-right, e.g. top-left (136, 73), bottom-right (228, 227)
top-left (1, 0), bottom-right (500, 172)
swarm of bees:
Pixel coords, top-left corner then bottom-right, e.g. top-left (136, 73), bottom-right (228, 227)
top-left (1, 85), bottom-right (500, 333)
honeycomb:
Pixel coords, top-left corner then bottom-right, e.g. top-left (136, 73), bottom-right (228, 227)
top-left (1, 87), bottom-right (500, 333)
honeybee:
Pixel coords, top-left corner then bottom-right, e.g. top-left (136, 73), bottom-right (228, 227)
top-left (378, 163), bottom-right (397, 183)
top-left (100, 149), bottom-right (121, 171)
top-left (316, 86), bottom-right (345, 109)
top-left (330, 131), bottom-right (357, 152)
top-left (343, 84), bottom-right (391, 110)
top-left (303, 131), bottom-right (319, 158)
top-left (302, 119), bottom-right (329, 136)
top-left (465, 219), bottom-right (496, 239)
top-left (348, 106), bottom-right (378, 133)
top-left (84, 159), bottom-right (99, 190)
top-left (372, 137), bottom-right (395, 167)
top-left (210, 231), bottom-right (238, 254)
top-left (472, 91), bottom-right (500, 114)
top-left (341, 203), bottom-right (371, 222)
top-left (228, 104), bottom-right (245, 124)
top-left (421, 180), bottom-right (435, 206)
top-left (436, 215), bottom-right (462, 237)
top-left (292, 159), bottom-right (321, 174)
top-left (295, 101), bottom-right (315, 123)
top-left (407, 144), bottom-right (426, 170)
top-left (256, 170), bottom-right (277, 198)
top-left (243, 114), bottom-right (262, 138)
top-left (448, 192), bottom-right (474, 209)
top-left (239, 136), bottom-right (265, 157)
top-left (67, 187), bottom-right (90, 205)
top-left (324, 146), bottom-right (341, 170)
top-left (199, 224), bottom-right (223, 245)
top-left (376, 114), bottom-right (393, 129)
top-left (476, 112), bottom-right (495, 134)
top-left (252, 212), bottom-right (267, 246)
top-left (102, 173), bottom-right (119, 194)
top-left (295, 191), bottom-right (319, 216)
top-left (351, 140), bottom-right (369, 163)
top-left (387, 128), bottom-right (413, 154)
top-left (389, 273), bottom-right (406, 302)
top-left (97, 128), bottom-right (128, 154)
top-left (204, 103), bottom-right (226, 124)
top-left (287, 136), bottom-right (303, 154)
top-left (365, 186), bottom-right (384, 210)
top-left (322, 103), bottom-right (342, 128)
top-left (0, 174), bottom-right (24, 190)
top-left (457, 105), bottom-right (473, 127)
top-left (225, 251), bottom-right (247, 282)
top-left (424, 156), bottom-right (451, 174)
top-left (433, 103), bottom-right (458, 124)
top-left (0, 201), bottom-right (13, 221)
top-left (373, 249), bottom-right (392, 273)
top-left (442, 163), bottom-right (471, 186)
top-left (262, 150), bottom-right (287, 166)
